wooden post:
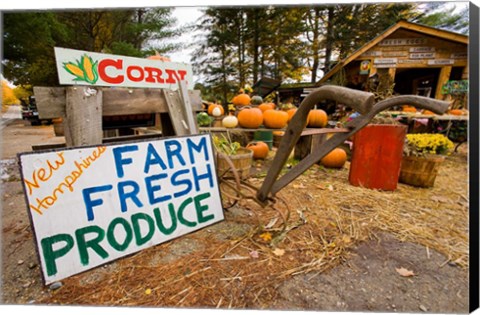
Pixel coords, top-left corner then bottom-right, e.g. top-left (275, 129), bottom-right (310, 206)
top-left (65, 86), bottom-right (103, 146)
top-left (435, 66), bottom-right (452, 100)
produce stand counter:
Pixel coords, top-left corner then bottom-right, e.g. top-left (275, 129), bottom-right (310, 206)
top-left (383, 111), bottom-right (468, 151)
top-left (199, 127), bottom-right (350, 159)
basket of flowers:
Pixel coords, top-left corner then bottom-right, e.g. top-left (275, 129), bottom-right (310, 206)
top-left (400, 133), bottom-right (454, 188)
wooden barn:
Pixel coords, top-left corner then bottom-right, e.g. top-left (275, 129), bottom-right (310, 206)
top-left (315, 20), bottom-right (468, 103)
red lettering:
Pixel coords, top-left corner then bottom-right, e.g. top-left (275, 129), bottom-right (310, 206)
top-left (144, 67), bottom-right (165, 83)
top-left (165, 69), bottom-right (178, 84)
top-left (98, 59), bottom-right (124, 84)
top-left (176, 70), bottom-right (187, 81)
top-left (127, 65), bottom-right (144, 82)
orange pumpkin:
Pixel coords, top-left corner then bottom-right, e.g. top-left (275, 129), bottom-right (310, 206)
top-left (422, 110), bottom-right (435, 115)
top-left (320, 148), bottom-right (347, 168)
top-left (263, 109), bottom-right (289, 129)
top-left (258, 102), bottom-right (276, 112)
top-left (147, 52), bottom-right (171, 62)
top-left (402, 105), bottom-right (417, 113)
top-left (208, 103), bottom-right (224, 116)
top-left (307, 109), bottom-right (328, 128)
top-left (232, 93), bottom-right (251, 107)
top-left (286, 108), bottom-right (297, 122)
top-left (246, 141), bottom-right (269, 159)
top-left (237, 107), bottom-right (263, 129)
top-left (448, 109), bottom-right (464, 115)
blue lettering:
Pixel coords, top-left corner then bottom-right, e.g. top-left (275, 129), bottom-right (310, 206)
top-left (192, 164), bottom-right (214, 192)
top-left (144, 143), bottom-right (167, 174)
top-left (118, 181), bottom-right (143, 213)
top-left (165, 140), bottom-right (186, 168)
top-left (145, 173), bottom-right (172, 205)
top-left (171, 169), bottom-right (193, 198)
top-left (82, 185), bottom-right (113, 221)
top-left (187, 137), bottom-right (209, 164)
top-left (112, 145), bottom-right (138, 178)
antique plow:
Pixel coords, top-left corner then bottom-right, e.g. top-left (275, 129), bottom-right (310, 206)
top-left (256, 85), bottom-right (450, 202)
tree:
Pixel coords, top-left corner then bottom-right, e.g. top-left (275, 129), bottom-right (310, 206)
top-left (2, 80), bottom-right (20, 105)
top-left (3, 8), bottom-right (181, 86)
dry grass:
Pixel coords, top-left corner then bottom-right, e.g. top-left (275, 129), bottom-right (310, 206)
top-left (40, 146), bottom-right (469, 309)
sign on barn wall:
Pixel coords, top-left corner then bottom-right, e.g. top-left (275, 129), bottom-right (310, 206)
top-left (54, 47), bottom-right (194, 89)
top-left (19, 134), bottom-right (223, 284)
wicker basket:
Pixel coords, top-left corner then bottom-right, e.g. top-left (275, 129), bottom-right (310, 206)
top-left (399, 155), bottom-right (445, 188)
top-left (216, 147), bottom-right (253, 179)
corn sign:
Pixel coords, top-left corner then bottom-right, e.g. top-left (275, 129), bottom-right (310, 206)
top-left (63, 54), bottom-right (99, 84)
top-left (54, 47), bottom-right (193, 89)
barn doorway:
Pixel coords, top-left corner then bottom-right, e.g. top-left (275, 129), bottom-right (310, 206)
top-left (394, 68), bottom-right (441, 98)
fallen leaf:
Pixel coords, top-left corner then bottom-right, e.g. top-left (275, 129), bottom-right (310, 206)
top-left (430, 196), bottom-right (450, 203)
top-left (249, 251), bottom-right (259, 259)
top-left (265, 218), bottom-right (278, 229)
top-left (293, 184), bottom-right (306, 189)
top-left (395, 267), bottom-right (415, 277)
top-left (342, 235), bottom-right (352, 244)
top-left (259, 232), bottom-right (272, 242)
top-left (272, 248), bottom-right (285, 256)
top-left (327, 185), bottom-right (334, 191)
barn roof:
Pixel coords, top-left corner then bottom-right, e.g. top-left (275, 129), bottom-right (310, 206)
top-left (316, 20), bottom-right (468, 85)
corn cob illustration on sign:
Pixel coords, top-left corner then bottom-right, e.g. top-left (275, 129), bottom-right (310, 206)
top-left (54, 47), bottom-right (193, 89)
top-left (63, 54), bottom-right (99, 84)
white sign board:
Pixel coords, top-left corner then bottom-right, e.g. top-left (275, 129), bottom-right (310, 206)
top-left (54, 47), bottom-right (194, 89)
top-left (19, 134), bottom-right (223, 284)
top-left (378, 38), bottom-right (427, 46)
top-left (374, 58), bottom-right (398, 64)
top-left (409, 53), bottom-right (436, 59)
top-left (409, 47), bottom-right (436, 53)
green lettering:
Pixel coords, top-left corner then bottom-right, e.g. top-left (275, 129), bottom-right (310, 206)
top-left (132, 213), bottom-right (155, 246)
top-left (195, 192), bottom-right (214, 223)
top-left (177, 198), bottom-right (196, 227)
top-left (41, 234), bottom-right (74, 276)
top-left (107, 218), bottom-right (133, 251)
top-left (75, 225), bottom-right (108, 265)
top-left (153, 205), bottom-right (177, 235)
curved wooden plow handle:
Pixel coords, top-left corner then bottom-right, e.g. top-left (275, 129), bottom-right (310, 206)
top-left (256, 87), bottom-right (450, 202)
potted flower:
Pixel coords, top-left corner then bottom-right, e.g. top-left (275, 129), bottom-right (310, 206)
top-left (213, 133), bottom-right (253, 179)
top-left (399, 133), bottom-right (454, 188)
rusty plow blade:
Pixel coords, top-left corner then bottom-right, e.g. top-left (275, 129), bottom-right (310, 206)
top-left (256, 86), bottom-right (450, 202)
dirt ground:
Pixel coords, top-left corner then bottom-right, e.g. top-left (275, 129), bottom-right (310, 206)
top-left (0, 118), bottom-right (471, 313)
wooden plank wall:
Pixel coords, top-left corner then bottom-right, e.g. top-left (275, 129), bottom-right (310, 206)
top-left (33, 86), bottom-right (203, 119)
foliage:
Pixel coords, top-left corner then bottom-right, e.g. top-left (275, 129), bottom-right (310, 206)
top-left (196, 112), bottom-right (213, 127)
top-left (212, 134), bottom-right (241, 155)
top-left (2, 80), bottom-right (20, 105)
top-left (403, 133), bottom-right (454, 157)
top-left (3, 8), bottom-right (180, 86)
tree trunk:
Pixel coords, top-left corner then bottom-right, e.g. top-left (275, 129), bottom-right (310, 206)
top-left (324, 6), bottom-right (334, 74)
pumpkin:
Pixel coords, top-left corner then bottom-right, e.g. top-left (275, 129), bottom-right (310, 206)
top-left (208, 103), bottom-right (224, 116)
top-left (251, 95), bottom-right (264, 105)
top-left (232, 93), bottom-right (251, 107)
top-left (146, 52), bottom-right (171, 62)
top-left (320, 148), bottom-right (347, 168)
top-left (448, 109), bottom-right (464, 116)
top-left (258, 102), bottom-right (276, 112)
top-left (286, 108), bottom-right (297, 122)
top-left (422, 110), bottom-right (435, 115)
top-left (237, 107), bottom-right (264, 128)
top-left (402, 105), bottom-right (417, 113)
top-left (307, 109), bottom-right (328, 128)
top-left (222, 114), bottom-right (238, 128)
top-left (246, 141), bottom-right (269, 159)
top-left (263, 109), bottom-right (289, 129)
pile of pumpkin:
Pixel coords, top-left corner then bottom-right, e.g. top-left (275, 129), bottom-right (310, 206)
top-left (402, 105), bottom-right (468, 116)
top-left (203, 91), bottom-right (348, 168)
top-left (203, 91), bottom-right (329, 130)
